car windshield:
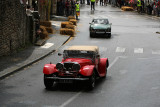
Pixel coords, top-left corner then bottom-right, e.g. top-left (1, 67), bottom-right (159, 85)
top-left (93, 19), bottom-right (109, 24)
top-left (63, 50), bottom-right (95, 59)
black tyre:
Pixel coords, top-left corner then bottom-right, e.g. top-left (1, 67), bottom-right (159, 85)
top-left (88, 71), bottom-right (96, 90)
top-left (103, 60), bottom-right (109, 78)
top-left (90, 32), bottom-right (94, 38)
top-left (44, 75), bottom-right (54, 89)
top-left (103, 63), bottom-right (108, 78)
top-left (108, 33), bottom-right (111, 38)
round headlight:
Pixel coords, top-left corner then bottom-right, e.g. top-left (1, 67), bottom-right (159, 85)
top-left (72, 63), bottom-right (81, 71)
top-left (56, 63), bottom-right (64, 71)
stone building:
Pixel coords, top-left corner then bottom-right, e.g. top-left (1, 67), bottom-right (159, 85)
top-left (0, 0), bottom-right (33, 56)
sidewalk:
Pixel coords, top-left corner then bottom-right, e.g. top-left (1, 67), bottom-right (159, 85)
top-left (0, 19), bottom-right (71, 80)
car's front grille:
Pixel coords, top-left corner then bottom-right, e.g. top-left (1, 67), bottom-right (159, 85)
top-left (64, 62), bottom-right (74, 71)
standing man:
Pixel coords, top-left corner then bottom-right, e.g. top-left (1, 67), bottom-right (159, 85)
top-left (156, 0), bottom-right (160, 16)
top-left (100, 0), bottom-right (103, 6)
top-left (71, 0), bottom-right (75, 15)
top-left (137, 0), bottom-right (142, 13)
top-left (91, 0), bottom-right (96, 10)
top-left (87, 0), bottom-right (90, 5)
top-left (75, 1), bottom-right (80, 20)
top-left (65, 0), bottom-right (70, 17)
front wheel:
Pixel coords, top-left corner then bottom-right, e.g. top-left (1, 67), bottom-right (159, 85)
top-left (108, 33), bottom-right (111, 38)
top-left (90, 32), bottom-right (94, 38)
top-left (44, 75), bottom-right (54, 90)
top-left (88, 71), bottom-right (96, 90)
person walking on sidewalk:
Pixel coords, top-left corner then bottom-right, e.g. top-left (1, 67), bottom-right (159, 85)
top-left (91, 0), bottom-right (96, 10)
top-left (156, 0), bottom-right (160, 16)
top-left (100, 0), bottom-right (103, 6)
top-left (75, 2), bottom-right (80, 20)
top-left (87, 0), bottom-right (90, 5)
top-left (104, 0), bottom-right (107, 6)
top-left (65, 0), bottom-right (70, 17)
top-left (71, 0), bottom-right (76, 15)
top-left (137, 0), bottom-right (142, 13)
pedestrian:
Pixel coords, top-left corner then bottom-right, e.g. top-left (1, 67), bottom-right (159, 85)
top-left (65, 0), bottom-right (70, 17)
top-left (137, 0), bottom-right (142, 13)
top-left (104, 0), bottom-right (107, 6)
top-left (71, 0), bottom-right (76, 15)
top-left (26, 5), bottom-right (33, 16)
top-left (141, 0), bottom-right (144, 12)
top-left (91, 0), bottom-right (96, 10)
top-left (87, 0), bottom-right (90, 5)
top-left (100, 0), bottom-right (103, 6)
top-left (75, 1), bottom-right (80, 20)
top-left (156, 0), bottom-right (160, 16)
top-left (34, 19), bottom-right (42, 43)
top-left (147, 2), bottom-right (152, 15)
top-left (152, 0), bottom-right (156, 15)
top-left (96, 0), bottom-right (99, 5)
top-left (57, 0), bottom-right (61, 16)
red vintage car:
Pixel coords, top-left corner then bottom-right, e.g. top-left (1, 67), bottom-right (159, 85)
top-left (43, 45), bottom-right (109, 89)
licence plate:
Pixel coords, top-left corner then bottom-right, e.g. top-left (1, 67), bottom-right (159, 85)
top-left (58, 79), bottom-right (73, 83)
top-left (96, 31), bottom-right (105, 34)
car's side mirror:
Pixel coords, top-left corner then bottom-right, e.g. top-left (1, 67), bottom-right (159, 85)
top-left (58, 53), bottom-right (62, 56)
top-left (109, 23), bottom-right (112, 25)
top-left (89, 23), bottom-right (91, 24)
top-left (96, 55), bottom-right (100, 57)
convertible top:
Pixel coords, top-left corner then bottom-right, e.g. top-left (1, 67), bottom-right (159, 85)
top-left (65, 45), bottom-right (99, 53)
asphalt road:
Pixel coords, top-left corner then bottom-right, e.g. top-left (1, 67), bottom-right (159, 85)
top-left (1, 4), bottom-right (160, 107)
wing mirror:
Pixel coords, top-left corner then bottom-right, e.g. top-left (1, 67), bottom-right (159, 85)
top-left (109, 23), bottom-right (112, 25)
top-left (96, 55), bottom-right (100, 57)
top-left (89, 23), bottom-right (91, 24)
top-left (58, 53), bottom-right (62, 56)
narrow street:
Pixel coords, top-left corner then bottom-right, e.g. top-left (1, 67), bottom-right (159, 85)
top-left (1, 4), bottom-right (160, 107)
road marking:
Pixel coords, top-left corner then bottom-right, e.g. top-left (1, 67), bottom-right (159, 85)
top-left (108, 56), bottom-right (127, 70)
top-left (152, 50), bottom-right (160, 55)
top-left (119, 70), bottom-right (128, 75)
top-left (134, 48), bottom-right (143, 53)
top-left (40, 43), bottom-right (54, 49)
top-left (59, 91), bottom-right (82, 107)
top-left (116, 47), bottom-right (125, 53)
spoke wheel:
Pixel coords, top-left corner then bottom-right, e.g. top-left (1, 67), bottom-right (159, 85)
top-left (44, 75), bottom-right (54, 90)
top-left (88, 71), bottom-right (96, 90)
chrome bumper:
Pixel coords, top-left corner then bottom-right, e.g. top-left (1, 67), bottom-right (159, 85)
top-left (46, 77), bottom-right (89, 80)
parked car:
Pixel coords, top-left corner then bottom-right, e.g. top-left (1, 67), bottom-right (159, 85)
top-left (43, 45), bottom-right (109, 89)
top-left (89, 18), bottom-right (112, 38)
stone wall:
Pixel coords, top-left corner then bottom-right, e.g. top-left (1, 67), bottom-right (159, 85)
top-left (0, 0), bottom-right (32, 56)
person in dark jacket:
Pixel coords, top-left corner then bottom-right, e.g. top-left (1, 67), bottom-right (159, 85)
top-left (71, 0), bottom-right (76, 15)
top-left (65, 0), bottom-right (70, 17)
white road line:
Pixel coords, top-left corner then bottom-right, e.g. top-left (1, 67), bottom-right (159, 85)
top-left (40, 43), bottom-right (54, 49)
top-left (108, 56), bottom-right (119, 70)
top-left (134, 48), bottom-right (143, 53)
top-left (59, 91), bottom-right (82, 107)
top-left (116, 47), bottom-right (125, 53)
top-left (152, 50), bottom-right (160, 55)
